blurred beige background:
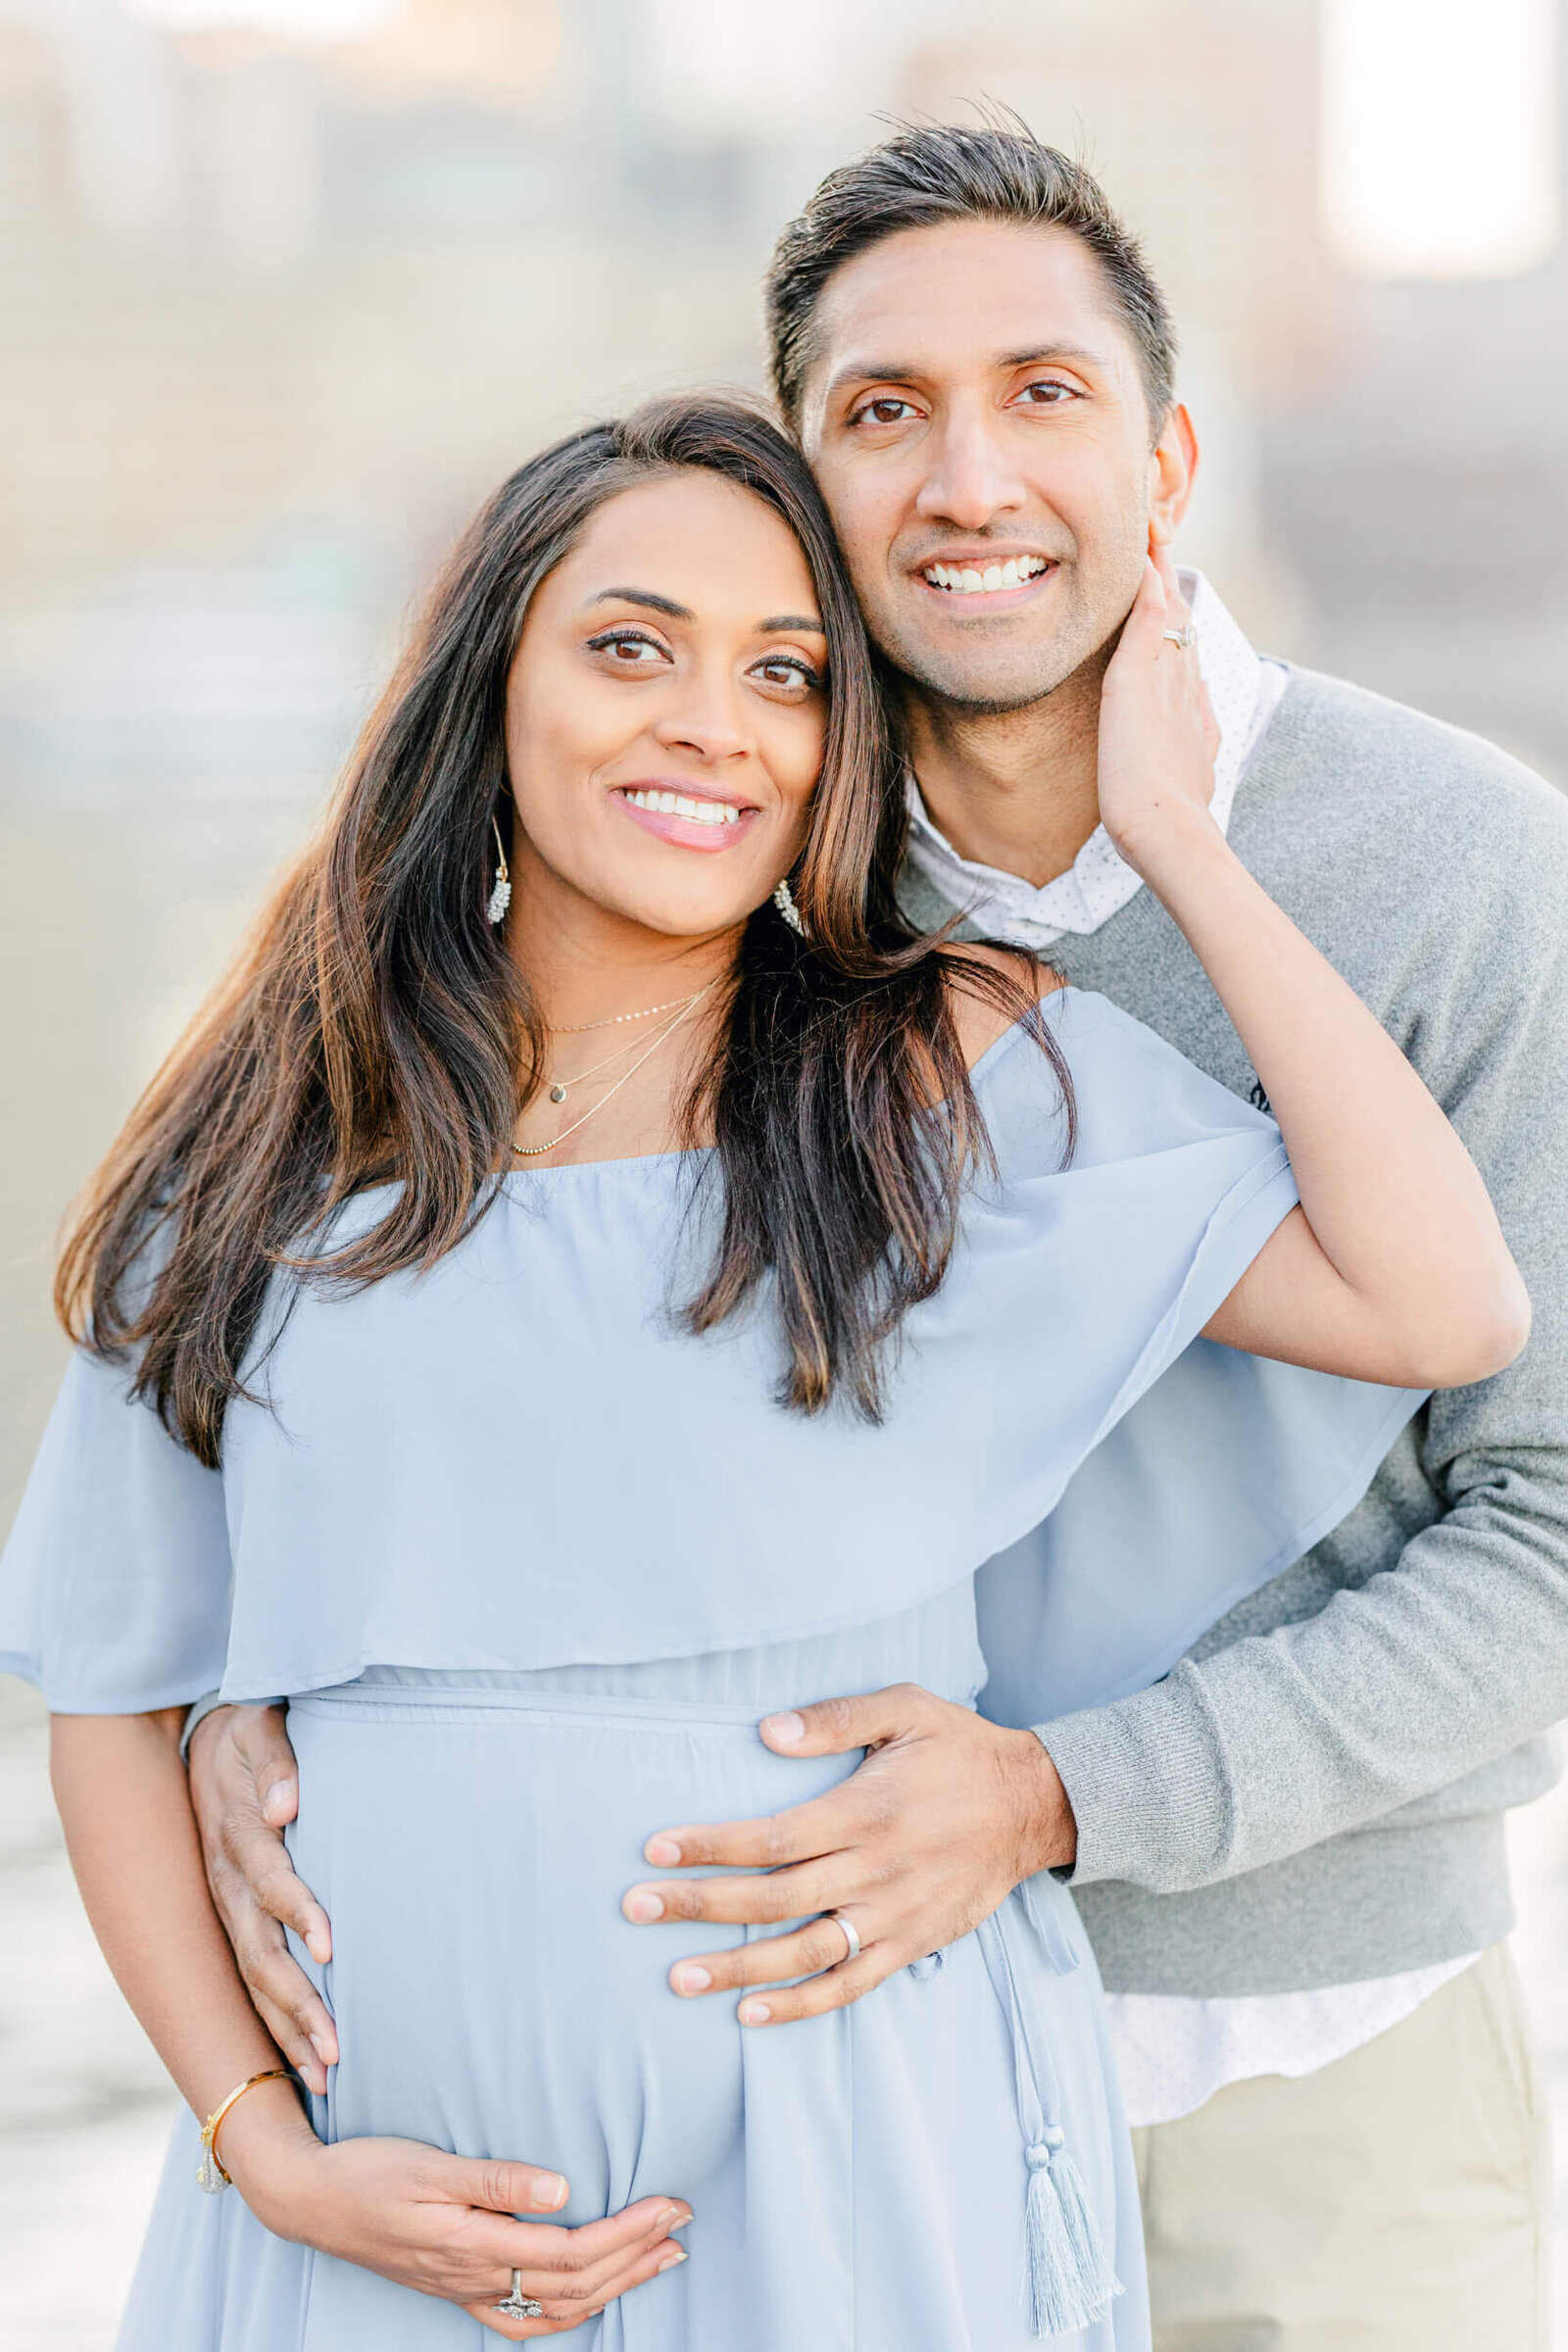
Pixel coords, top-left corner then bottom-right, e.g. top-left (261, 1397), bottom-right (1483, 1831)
top-left (1, 1), bottom-right (1565, 2341)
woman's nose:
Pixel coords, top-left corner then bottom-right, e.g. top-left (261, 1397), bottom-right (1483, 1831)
top-left (652, 678), bottom-right (751, 763)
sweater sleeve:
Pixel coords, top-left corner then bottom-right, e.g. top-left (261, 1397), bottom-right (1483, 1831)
top-left (1037, 788), bottom-right (1568, 1893)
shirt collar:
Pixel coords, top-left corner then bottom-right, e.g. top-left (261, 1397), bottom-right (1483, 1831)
top-left (901, 569), bottom-right (1286, 950)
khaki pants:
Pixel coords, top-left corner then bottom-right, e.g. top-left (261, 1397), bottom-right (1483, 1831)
top-left (1131, 1943), bottom-right (1552, 2352)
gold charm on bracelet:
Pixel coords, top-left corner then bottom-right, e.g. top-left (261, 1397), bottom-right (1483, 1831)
top-left (196, 2068), bottom-right (297, 2193)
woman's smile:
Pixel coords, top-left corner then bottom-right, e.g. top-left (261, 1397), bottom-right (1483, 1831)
top-left (612, 777), bottom-right (761, 853)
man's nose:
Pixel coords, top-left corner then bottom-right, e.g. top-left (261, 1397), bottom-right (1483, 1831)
top-left (913, 411), bottom-right (1028, 531)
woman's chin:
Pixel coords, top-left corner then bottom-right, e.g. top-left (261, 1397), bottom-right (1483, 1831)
top-left (604, 881), bottom-right (773, 943)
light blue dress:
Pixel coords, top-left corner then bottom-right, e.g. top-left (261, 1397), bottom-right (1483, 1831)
top-left (0, 992), bottom-right (1424, 2351)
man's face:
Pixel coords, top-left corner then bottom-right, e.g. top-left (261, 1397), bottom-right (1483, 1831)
top-left (798, 219), bottom-right (1188, 714)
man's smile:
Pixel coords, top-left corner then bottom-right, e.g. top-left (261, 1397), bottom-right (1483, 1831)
top-left (907, 547), bottom-right (1062, 612)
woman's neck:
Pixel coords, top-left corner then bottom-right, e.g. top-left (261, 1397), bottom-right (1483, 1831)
top-left (506, 871), bottom-right (743, 1035)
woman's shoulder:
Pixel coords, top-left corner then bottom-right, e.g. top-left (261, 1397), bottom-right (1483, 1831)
top-left (964, 975), bottom-right (1283, 1175)
top-left (942, 946), bottom-right (1066, 1074)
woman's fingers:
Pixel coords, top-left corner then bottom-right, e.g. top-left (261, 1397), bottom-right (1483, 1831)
top-left (1151, 537), bottom-right (1186, 616)
top-left (468, 2237), bottom-right (688, 2337)
top-left (481, 2228), bottom-right (690, 2317)
top-left (667, 1910), bottom-right (861, 1998)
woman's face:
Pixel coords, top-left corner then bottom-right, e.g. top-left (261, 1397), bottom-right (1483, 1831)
top-left (504, 470), bottom-right (829, 943)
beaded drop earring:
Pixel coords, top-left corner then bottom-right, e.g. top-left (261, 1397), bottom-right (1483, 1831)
top-left (486, 814), bottom-right (512, 927)
top-left (772, 875), bottom-right (807, 938)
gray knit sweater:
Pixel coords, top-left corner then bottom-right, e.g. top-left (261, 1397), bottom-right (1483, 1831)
top-left (903, 664), bottom-right (1568, 1997)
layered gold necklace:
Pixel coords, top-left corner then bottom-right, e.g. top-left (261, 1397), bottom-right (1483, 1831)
top-left (512, 984), bottom-right (715, 1160)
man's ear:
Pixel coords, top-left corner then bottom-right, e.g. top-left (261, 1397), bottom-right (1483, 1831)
top-left (1148, 403), bottom-right (1199, 549)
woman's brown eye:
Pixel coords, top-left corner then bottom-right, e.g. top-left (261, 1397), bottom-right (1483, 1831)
top-left (587, 629), bottom-right (666, 666)
top-left (755, 658), bottom-right (817, 695)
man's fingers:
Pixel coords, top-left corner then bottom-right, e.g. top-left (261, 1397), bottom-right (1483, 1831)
top-left (667, 1912), bottom-right (861, 1997)
top-left (735, 1948), bottom-right (892, 2028)
top-left (624, 1850), bottom-right (856, 1928)
top-left (246, 1984), bottom-right (332, 2096)
top-left (637, 1782), bottom-right (864, 1877)
top-left (760, 1683), bottom-right (930, 1759)
top-left (223, 1910), bottom-right (339, 2072)
top-left (637, 1685), bottom-right (933, 1875)
top-left (228, 1701), bottom-right (301, 1813)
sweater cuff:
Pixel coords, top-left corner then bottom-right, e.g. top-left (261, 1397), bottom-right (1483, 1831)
top-left (1033, 1676), bottom-right (1232, 1890)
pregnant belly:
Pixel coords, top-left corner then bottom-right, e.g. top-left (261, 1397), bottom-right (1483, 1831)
top-left (287, 1686), bottom-right (859, 2212)
top-left (283, 1683), bottom-right (1134, 2352)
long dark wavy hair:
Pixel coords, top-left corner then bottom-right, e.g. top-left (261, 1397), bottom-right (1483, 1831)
top-left (58, 396), bottom-right (1070, 1465)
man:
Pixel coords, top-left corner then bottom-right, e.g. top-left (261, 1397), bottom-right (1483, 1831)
top-left (189, 125), bottom-right (1568, 2346)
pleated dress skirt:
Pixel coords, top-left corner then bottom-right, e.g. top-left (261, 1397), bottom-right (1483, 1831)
top-left (118, 1639), bottom-right (1150, 2351)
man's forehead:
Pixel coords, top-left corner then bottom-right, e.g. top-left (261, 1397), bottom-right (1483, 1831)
top-left (807, 219), bottom-right (1134, 392)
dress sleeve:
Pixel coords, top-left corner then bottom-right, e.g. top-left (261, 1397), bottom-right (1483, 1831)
top-left (969, 993), bottom-right (1428, 1726)
top-left (0, 1348), bottom-right (233, 1713)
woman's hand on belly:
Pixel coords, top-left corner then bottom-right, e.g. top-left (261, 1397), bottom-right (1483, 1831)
top-left (220, 2100), bottom-right (692, 2336)
top-left (620, 1682), bottom-right (1074, 2027)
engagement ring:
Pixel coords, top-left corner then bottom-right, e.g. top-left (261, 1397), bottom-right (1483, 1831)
top-left (496, 2271), bottom-right (544, 2319)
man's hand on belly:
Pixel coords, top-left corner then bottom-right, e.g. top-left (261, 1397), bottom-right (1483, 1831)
top-left (188, 1701), bottom-right (339, 2094)
top-left (620, 1684), bottom-right (1077, 2026)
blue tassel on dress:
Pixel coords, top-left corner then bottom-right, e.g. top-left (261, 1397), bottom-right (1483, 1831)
top-left (978, 1901), bottom-right (1123, 2339)
top-left (1023, 2129), bottom-right (1122, 2338)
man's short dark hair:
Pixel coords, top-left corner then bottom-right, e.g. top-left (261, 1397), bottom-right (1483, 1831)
top-left (764, 120), bottom-right (1177, 441)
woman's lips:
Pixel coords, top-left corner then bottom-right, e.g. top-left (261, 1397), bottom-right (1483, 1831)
top-left (612, 785), bottom-right (760, 854)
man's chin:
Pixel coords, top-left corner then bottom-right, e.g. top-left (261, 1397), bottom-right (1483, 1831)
top-left (891, 652), bottom-right (1089, 719)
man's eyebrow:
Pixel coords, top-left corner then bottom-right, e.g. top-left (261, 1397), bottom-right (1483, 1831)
top-left (758, 614), bottom-right (824, 635)
top-left (584, 587), bottom-right (694, 619)
top-left (997, 343), bottom-right (1113, 372)
top-left (823, 344), bottom-right (1113, 401)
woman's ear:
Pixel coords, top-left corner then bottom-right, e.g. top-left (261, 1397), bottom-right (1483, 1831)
top-left (1148, 404), bottom-right (1200, 550)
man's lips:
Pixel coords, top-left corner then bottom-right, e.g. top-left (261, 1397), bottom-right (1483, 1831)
top-left (612, 782), bottom-right (760, 854)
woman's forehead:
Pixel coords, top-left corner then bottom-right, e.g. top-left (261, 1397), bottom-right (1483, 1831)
top-left (552, 471), bottom-right (819, 619)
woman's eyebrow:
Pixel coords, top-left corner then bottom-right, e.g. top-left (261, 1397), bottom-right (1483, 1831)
top-left (584, 587), bottom-right (694, 619)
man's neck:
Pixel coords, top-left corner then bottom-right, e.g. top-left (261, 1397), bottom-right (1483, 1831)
top-left (902, 649), bottom-right (1107, 890)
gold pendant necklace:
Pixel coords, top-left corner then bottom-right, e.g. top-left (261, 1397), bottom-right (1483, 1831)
top-left (544, 1022), bottom-right (655, 1107)
top-left (513, 984), bottom-right (715, 1159)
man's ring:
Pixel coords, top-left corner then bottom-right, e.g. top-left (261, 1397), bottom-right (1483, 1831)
top-left (826, 1911), bottom-right (861, 1962)
top-left (496, 2271), bottom-right (544, 2319)
top-left (1162, 624), bottom-right (1197, 651)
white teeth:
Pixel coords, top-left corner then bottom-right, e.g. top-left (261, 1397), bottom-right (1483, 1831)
top-left (922, 555), bottom-right (1050, 595)
top-left (623, 788), bottom-right (742, 827)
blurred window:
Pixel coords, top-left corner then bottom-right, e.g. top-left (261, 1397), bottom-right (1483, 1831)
top-left (1319, 0), bottom-right (1560, 278)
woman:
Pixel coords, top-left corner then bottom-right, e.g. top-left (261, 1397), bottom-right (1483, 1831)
top-left (0, 397), bottom-right (1525, 2349)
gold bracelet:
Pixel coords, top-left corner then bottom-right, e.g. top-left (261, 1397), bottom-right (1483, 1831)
top-left (196, 2068), bottom-right (297, 2194)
